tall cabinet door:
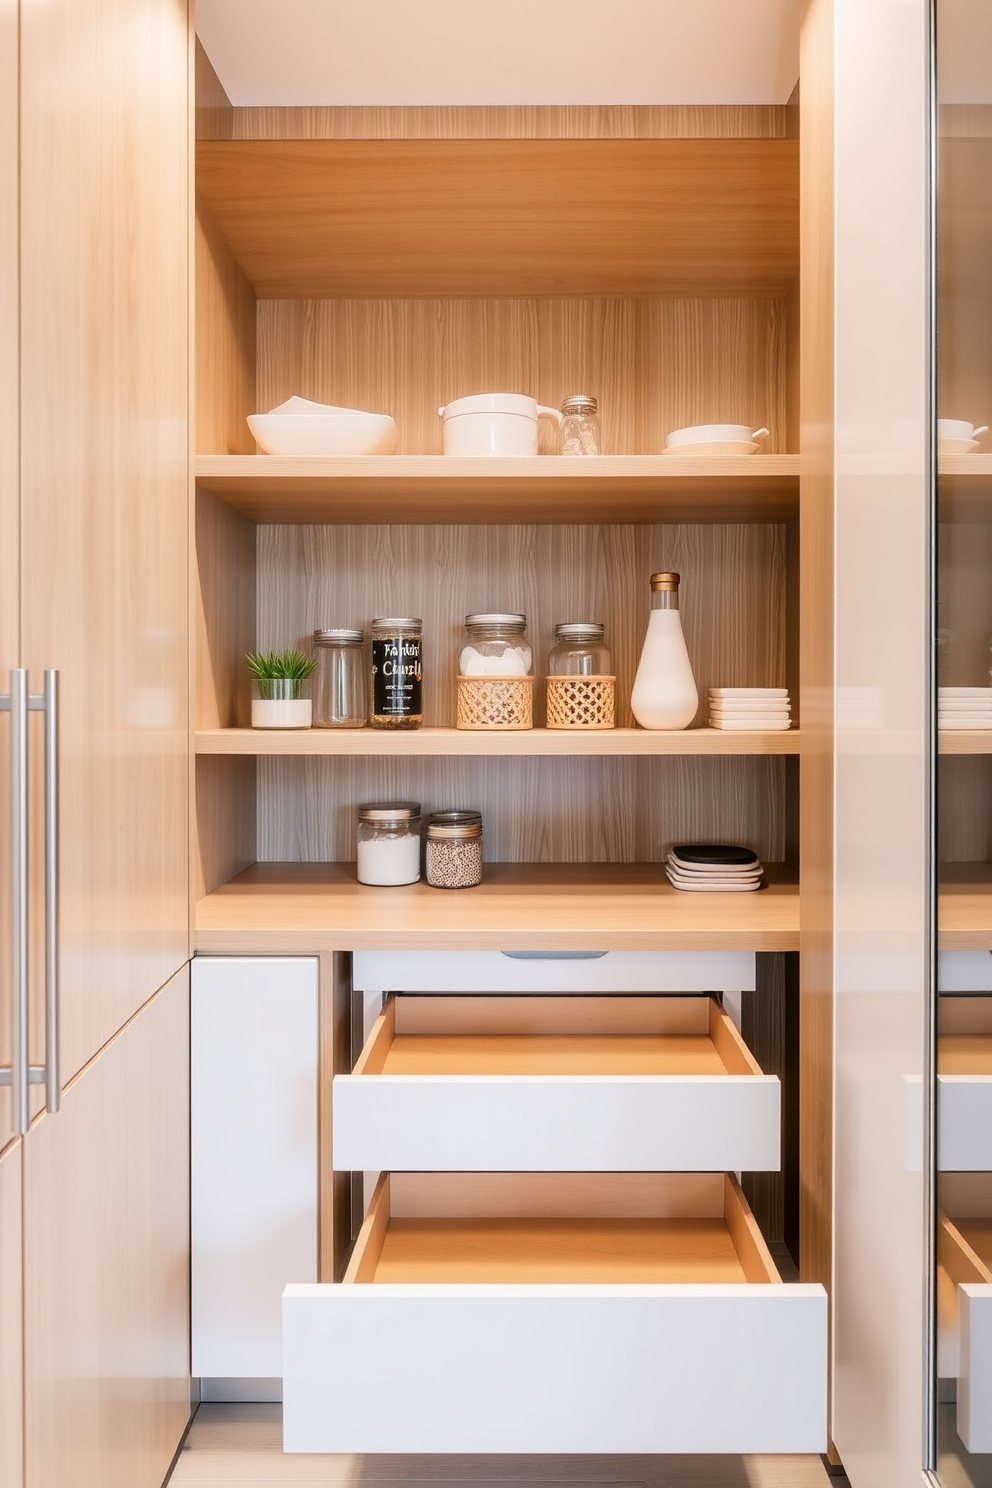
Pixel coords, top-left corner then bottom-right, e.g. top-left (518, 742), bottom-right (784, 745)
top-left (18, 0), bottom-right (191, 1089)
top-left (0, 2), bottom-right (23, 1481)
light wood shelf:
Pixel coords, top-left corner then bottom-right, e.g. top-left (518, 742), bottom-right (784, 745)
top-left (939, 456), bottom-right (992, 519)
top-left (939, 731), bottom-right (992, 754)
top-left (194, 861), bottom-right (799, 955)
top-left (196, 726), bottom-right (801, 758)
top-left (194, 454), bottom-right (800, 525)
top-left (940, 864), bottom-right (992, 949)
top-left (196, 137), bottom-right (799, 300)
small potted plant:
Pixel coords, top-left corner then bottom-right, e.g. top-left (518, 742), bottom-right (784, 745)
top-left (246, 648), bottom-right (317, 729)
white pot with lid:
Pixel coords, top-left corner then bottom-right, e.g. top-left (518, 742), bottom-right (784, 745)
top-left (438, 394), bottom-right (562, 457)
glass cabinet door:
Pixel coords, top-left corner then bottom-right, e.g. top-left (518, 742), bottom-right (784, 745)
top-left (935, 2), bottom-right (992, 1480)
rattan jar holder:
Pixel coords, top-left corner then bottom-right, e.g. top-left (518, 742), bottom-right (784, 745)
top-left (457, 674), bottom-right (534, 730)
top-left (545, 674), bottom-right (616, 730)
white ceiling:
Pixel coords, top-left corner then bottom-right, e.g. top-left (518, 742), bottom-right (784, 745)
top-left (196, 0), bottom-right (800, 108)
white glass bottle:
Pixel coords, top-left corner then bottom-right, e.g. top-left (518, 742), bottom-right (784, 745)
top-left (630, 572), bottom-right (699, 730)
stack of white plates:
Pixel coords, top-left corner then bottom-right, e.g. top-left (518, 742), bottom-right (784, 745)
top-left (709, 687), bottom-right (792, 731)
top-left (666, 845), bottom-right (764, 893)
top-left (939, 687), bottom-right (992, 730)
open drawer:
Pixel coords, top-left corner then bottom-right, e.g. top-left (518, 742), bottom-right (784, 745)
top-left (284, 1171), bottom-right (826, 1454)
top-left (333, 994), bottom-right (780, 1172)
top-left (938, 1189), bottom-right (992, 1453)
top-left (939, 996), bottom-right (992, 1170)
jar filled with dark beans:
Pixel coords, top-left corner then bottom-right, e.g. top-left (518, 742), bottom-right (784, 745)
top-left (425, 810), bottom-right (483, 889)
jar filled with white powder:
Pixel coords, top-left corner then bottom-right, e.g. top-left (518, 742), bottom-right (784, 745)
top-left (356, 802), bottom-right (422, 885)
top-left (459, 614), bottom-right (532, 677)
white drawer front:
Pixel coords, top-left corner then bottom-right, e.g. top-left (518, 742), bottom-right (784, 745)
top-left (352, 948), bottom-right (756, 994)
top-left (959, 1285), bottom-right (992, 1453)
top-left (283, 1282), bottom-right (827, 1454)
top-left (939, 1076), bottom-right (992, 1171)
top-left (939, 951), bottom-right (992, 993)
top-left (333, 1073), bottom-right (780, 1172)
top-left (191, 956), bottom-right (319, 1380)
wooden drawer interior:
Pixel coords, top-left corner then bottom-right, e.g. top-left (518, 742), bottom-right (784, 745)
top-left (344, 1172), bottom-right (781, 1287)
top-left (354, 994), bottom-right (763, 1080)
top-left (939, 994), bottom-right (992, 1074)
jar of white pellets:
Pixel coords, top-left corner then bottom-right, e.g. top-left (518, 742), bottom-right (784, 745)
top-left (425, 810), bottom-right (483, 889)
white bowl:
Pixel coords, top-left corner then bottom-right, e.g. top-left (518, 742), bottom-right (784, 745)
top-left (248, 396), bottom-right (399, 457)
top-left (665, 423), bottom-right (769, 453)
top-left (938, 418), bottom-right (987, 441)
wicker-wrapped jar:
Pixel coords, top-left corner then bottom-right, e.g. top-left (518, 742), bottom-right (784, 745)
top-left (457, 613), bottom-right (533, 730)
top-left (545, 622), bottom-right (615, 730)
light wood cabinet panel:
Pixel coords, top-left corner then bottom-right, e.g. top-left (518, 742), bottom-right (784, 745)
top-left (18, 0), bottom-right (191, 1085)
top-left (22, 969), bottom-right (191, 1488)
top-left (0, 0), bottom-right (18, 1154)
top-left (0, 1139), bottom-right (23, 1488)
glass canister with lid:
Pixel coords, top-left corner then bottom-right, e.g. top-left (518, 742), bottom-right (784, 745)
top-left (425, 810), bottom-right (483, 889)
top-left (370, 617), bottom-right (423, 729)
top-left (356, 802), bottom-right (422, 885)
top-left (546, 621), bottom-right (616, 730)
top-left (312, 628), bottom-right (367, 727)
top-left (457, 613), bottom-right (534, 729)
top-left (559, 394), bottom-right (602, 455)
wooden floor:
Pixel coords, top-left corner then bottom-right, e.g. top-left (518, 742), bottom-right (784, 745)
top-left (166, 1405), bottom-right (844, 1488)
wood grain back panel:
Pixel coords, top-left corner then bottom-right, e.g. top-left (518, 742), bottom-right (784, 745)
top-left (196, 195), bottom-right (256, 455)
top-left (255, 296), bottom-right (791, 456)
top-left (232, 104), bottom-right (789, 141)
top-left (256, 521), bottom-right (787, 728)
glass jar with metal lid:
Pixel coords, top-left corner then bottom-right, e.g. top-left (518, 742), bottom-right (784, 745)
top-left (457, 614), bottom-right (533, 730)
top-left (370, 618), bottom-right (423, 729)
top-left (425, 810), bottom-right (483, 889)
top-left (559, 394), bottom-right (602, 456)
top-left (356, 801), bottom-right (422, 885)
top-left (313, 628), bottom-right (366, 728)
top-left (546, 622), bottom-right (616, 730)
top-left (548, 622), bottom-right (612, 677)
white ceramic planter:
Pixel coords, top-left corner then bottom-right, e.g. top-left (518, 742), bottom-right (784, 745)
top-left (251, 698), bottom-right (312, 729)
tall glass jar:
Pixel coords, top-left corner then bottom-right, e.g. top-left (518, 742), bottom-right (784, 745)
top-left (356, 802), bottom-right (422, 885)
top-left (548, 622), bottom-right (612, 676)
top-left (459, 614), bottom-right (532, 676)
top-left (312, 628), bottom-right (366, 727)
top-left (370, 618), bottom-right (423, 729)
top-left (559, 394), bottom-right (602, 455)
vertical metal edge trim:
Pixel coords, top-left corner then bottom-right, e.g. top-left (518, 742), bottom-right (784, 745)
top-left (10, 669), bottom-right (27, 1134)
top-left (44, 669), bottom-right (58, 1113)
top-left (923, 0), bottom-right (940, 1472)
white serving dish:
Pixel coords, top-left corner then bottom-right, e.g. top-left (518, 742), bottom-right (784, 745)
top-left (283, 1171), bottom-right (827, 1454)
top-left (333, 994), bottom-right (780, 1174)
top-left (247, 396), bottom-right (399, 457)
top-left (710, 718), bottom-right (792, 731)
top-left (711, 686), bottom-right (789, 697)
top-left (939, 418), bottom-right (988, 441)
top-left (438, 393), bottom-right (562, 457)
top-left (664, 424), bottom-right (770, 457)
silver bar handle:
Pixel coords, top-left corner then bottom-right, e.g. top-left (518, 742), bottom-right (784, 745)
top-left (11, 668), bottom-right (28, 1135)
top-left (43, 670), bottom-right (59, 1114)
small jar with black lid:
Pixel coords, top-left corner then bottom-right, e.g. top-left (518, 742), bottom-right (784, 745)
top-left (425, 810), bottom-right (483, 889)
top-left (313, 628), bottom-right (366, 727)
top-left (370, 618), bottom-right (423, 729)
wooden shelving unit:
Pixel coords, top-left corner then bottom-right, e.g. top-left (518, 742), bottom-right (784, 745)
top-left (196, 726), bottom-right (801, 758)
top-left (195, 861), bottom-right (799, 955)
top-left (194, 454), bottom-right (800, 525)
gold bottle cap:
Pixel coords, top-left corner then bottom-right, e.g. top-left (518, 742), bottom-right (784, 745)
top-left (650, 572), bottom-right (680, 591)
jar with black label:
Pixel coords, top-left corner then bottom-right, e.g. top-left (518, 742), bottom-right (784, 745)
top-left (369, 618), bottom-right (423, 729)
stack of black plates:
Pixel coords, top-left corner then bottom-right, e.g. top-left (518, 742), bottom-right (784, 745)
top-left (666, 844), bottom-right (764, 892)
